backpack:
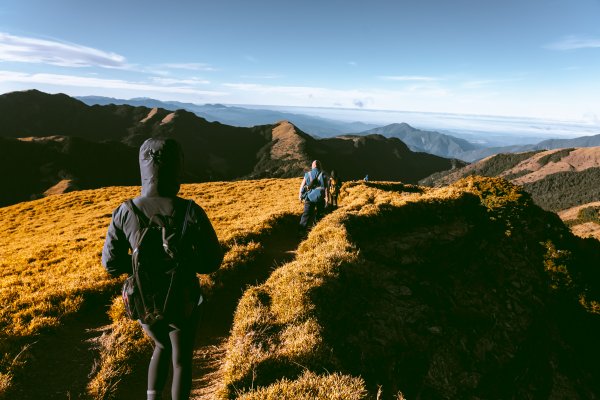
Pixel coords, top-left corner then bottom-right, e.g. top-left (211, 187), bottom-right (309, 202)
top-left (121, 199), bottom-right (193, 326)
top-left (329, 177), bottom-right (339, 196)
top-left (302, 170), bottom-right (325, 203)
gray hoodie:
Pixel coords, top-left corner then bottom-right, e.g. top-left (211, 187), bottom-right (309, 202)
top-left (101, 138), bottom-right (223, 279)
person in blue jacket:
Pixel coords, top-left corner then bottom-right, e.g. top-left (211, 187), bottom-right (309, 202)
top-left (298, 160), bottom-right (327, 232)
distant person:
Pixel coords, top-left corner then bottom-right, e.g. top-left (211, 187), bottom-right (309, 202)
top-left (327, 169), bottom-right (342, 209)
top-left (102, 138), bottom-right (223, 400)
top-left (298, 160), bottom-right (327, 232)
top-left (364, 174), bottom-right (369, 182)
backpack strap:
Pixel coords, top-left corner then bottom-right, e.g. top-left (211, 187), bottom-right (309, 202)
top-left (305, 170), bottom-right (323, 190)
top-left (124, 200), bottom-right (149, 228)
top-left (317, 172), bottom-right (324, 188)
top-left (180, 200), bottom-right (194, 238)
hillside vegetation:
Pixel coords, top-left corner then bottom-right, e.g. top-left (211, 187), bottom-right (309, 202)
top-left (217, 177), bottom-right (600, 399)
top-left (2, 176), bottom-right (599, 399)
top-left (420, 147), bottom-right (600, 241)
top-left (0, 178), bottom-right (301, 399)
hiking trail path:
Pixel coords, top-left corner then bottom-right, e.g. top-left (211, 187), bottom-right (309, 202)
top-left (114, 215), bottom-right (303, 399)
top-left (6, 215), bottom-right (302, 400)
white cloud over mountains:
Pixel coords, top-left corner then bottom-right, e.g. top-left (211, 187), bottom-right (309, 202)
top-left (0, 33), bottom-right (126, 68)
top-left (0, 70), bottom-right (226, 96)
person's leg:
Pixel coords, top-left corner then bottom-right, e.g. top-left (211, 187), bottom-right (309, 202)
top-left (299, 201), bottom-right (313, 229)
top-left (169, 315), bottom-right (199, 400)
top-left (142, 323), bottom-right (172, 400)
top-left (315, 200), bottom-right (325, 223)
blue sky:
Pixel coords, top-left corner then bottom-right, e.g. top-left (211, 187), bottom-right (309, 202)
top-left (1, 0), bottom-right (600, 121)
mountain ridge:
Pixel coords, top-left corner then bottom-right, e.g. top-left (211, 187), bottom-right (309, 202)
top-left (77, 94), bottom-right (378, 137)
top-left (0, 90), bottom-right (463, 206)
top-left (358, 122), bottom-right (484, 159)
top-left (420, 147), bottom-right (600, 240)
top-left (76, 94), bottom-right (600, 163)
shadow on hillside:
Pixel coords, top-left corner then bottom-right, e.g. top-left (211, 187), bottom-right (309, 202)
top-left (4, 292), bottom-right (113, 400)
top-left (363, 181), bottom-right (424, 193)
top-left (115, 214), bottom-right (303, 400)
top-left (193, 214), bottom-right (303, 397)
top-left (309, 196), bottom-right (600, 399)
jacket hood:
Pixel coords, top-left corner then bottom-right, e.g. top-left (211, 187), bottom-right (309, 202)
top-left (139, 138), bottom-right (183, 197)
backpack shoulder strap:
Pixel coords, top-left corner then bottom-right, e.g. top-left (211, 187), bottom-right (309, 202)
top-left (304, 171), bottom-right (312, 187)
top-left (180, 200), bottom-right (194, 238)
top-left (317, 172), bottom-right (324, 187)
top-left (124, 199), bottom-right (149, 228)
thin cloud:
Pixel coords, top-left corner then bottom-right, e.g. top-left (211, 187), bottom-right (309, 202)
top-left (0, 32), bottom-right (126, 68)
top-left (150, 77), bottom-right (211, 86)
top-left (161, 63), bottom-right (216, 71)
top-left (222, 81), bottom-right (452, 111)
top-left (462, 80), bottom-right (497, 89)
top-left (545, 35), bottom-right (600, 50)
top-left (462, 77), bottom-right (523, 89)
top-left (379, 75), bottom-right (440, 82)
top-left (239, 74), bottom-right (283, 80)
top-left (0, 70), bottom-right (227, 96)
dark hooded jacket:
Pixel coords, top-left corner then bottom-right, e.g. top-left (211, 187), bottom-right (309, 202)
top-left (101, 138), bottom-right (223, 290)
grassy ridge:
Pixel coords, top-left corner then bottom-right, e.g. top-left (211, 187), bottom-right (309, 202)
top-left (0, 178), bottom-right (301, 398)
top-left (220, 177), bottom-right (600, 399)
top-left (3, 176), bottom-right (599, 399)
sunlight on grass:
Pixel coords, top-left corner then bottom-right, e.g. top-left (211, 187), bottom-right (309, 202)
top-left (2, 176), bottom-right (599, 399)
top-left (218, 177), bottom-right (600, 399)
top-left (0, 178), bottom-right (300, 398)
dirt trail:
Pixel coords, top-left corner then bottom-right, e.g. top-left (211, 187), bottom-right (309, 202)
top-left (191, 215), bottom-right (302, 399)
top-left (4, 294), bottom-right (112, 400)
top-left (114, 215), bottom-right (303, 399)
top-left (6, 215), bottom-right (302, 399)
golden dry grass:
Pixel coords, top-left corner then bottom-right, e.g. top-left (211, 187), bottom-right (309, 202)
top-left (2, 176), bottom-right (598, 399)
top-left (218, 181), bottom-right (472, 399)
top-left (0, 178), bottom-right (301, 398)
top-left (218, 177), bottom-right (600, 399)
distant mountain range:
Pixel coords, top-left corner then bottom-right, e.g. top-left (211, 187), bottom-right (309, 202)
top-left (79, 95), bottom-right (600, 163)
top-left (0, 90), bottom-right (464, 206)
top-left (77, 95), bottom-right (378, 137)
top-left (453, 135), bottom-right (600, 162)
top-left (357, 123), bottom-right (485, 160)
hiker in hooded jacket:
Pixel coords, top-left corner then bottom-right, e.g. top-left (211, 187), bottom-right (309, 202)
top-left (298, 160), bottom-right (328, 232)
top-left (102, 138), bottom-right (223, 400)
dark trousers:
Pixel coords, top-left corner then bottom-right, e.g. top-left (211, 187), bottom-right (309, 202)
top-left (300, 200), bottom-right (324, 229)
top-left (141, 308), bottom-right (201, 400)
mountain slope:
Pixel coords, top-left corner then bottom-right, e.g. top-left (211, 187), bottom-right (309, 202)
top-left (3, 177), bottom-right (599, 399)
top-left (0, 90), bottom-right (462, 206)
top-left (77, 95), bottom-right (378, 136)
top-left (220, 177), bottom-right (600, 399)
top-left (420, 147), bottom-right (600, 239)
top-left (457, 133), bottom-right (600, 162)
top-left (360, 122), bottom-right (483, 159)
